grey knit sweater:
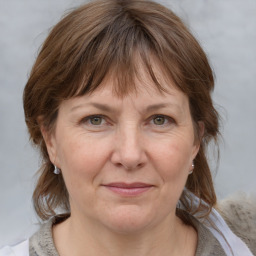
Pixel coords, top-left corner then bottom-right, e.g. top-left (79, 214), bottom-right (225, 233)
top-left (29, 194), bottom-right (256, 256)
top-left (29, 215), bottom-right (225, 256)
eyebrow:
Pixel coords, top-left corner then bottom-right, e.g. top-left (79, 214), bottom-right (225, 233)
top-left (70, 102), bottom-right (182, 113)
top-left (145, 103), bottom-right (180, 112)
top-left (70, 103), bottom-right (114, 113)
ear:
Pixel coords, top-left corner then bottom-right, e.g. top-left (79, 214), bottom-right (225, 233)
top-left (198, 121), bottom-right (205, 141)
top-left (37, 116), bottom-right (59, 166)
top-left (192, 121), bottom-right (205, 159)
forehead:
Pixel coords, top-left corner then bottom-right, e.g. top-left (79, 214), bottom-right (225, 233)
top-left (73, 50), bottom-right (185, 100)
top-left (62, 64), bottom-right (189, 115)
top-left (89, 75), bottom-right (184, 103)
top-left (91, 55), bottom-right (183, 98)
top-left (60, 54), bottom-right (190, 114)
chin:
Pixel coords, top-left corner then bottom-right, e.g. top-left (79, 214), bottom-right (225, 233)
top-left (99, 205), bottom-right (156, 234)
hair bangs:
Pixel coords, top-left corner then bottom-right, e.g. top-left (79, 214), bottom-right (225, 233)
top-left (60, 10), bottom-right (176, 100)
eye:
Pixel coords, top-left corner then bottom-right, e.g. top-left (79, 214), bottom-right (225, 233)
top-left (153, 116), bottom-right (166, 125)
top-left (150, 115), bottom-right (175, 126)
top-left (89, 116), bottom-right (103, 125)
top-left (81, 115), bottom-right (107, 126)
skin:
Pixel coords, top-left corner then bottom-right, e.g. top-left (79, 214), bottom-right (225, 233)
top-left (43, 66), bottom-right (201, 256)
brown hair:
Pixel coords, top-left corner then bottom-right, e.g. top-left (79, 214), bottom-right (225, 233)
top-left (23, 0), bottom-right (220, 220)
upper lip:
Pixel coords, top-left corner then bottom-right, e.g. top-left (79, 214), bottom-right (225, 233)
top-left (103, 182), bottom-right (153, 188)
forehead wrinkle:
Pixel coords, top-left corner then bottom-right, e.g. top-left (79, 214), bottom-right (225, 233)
top-left (145, 103), bottom-right (181, 113)
top-left (67, 57), bottom-right (187, 116)
top-left (69, 79), bottom-right (187, 116)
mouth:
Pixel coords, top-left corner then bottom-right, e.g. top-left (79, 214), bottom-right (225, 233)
top-left (102, 182), bottom-right (154, 197)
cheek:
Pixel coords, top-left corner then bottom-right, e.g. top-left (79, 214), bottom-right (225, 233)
top-left (151, 139), bottom-right (193, 181)
top-left (57, 135), bottom-right (110, 188)
top-left (149, 139), bottom-right (195, 201)
top-left (150, 140), bottom-right (193, 206)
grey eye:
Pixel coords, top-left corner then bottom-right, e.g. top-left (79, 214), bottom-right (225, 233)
top-left (153, 116), bottom-right (166, 125)
top-left (89, 116), bottom-right (103, 125)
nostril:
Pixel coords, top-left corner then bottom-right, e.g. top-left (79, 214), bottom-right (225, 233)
top-left (122, 162), bottom-right (145, 170)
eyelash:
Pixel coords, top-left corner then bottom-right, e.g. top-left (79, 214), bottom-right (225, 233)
top-left (79, 114), bottom-right (175, 128)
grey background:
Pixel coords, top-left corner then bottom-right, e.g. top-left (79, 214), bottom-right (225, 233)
top-left (0, 0), bottom-right (255, 246)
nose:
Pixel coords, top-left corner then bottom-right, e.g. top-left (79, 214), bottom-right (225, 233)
top-left (110, 125), bottom-right (147, 170)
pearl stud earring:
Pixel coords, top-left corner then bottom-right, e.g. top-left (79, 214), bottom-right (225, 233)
top-left (188, 161), bottom-right (195, 175)
top-left (54, 165), bottom-right (61, 175)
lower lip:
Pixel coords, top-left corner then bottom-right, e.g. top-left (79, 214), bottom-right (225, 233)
top-left (103, 186), bottom-right (153, 196)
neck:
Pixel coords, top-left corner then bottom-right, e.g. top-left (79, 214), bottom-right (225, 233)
top-left (53, 213), bottom-right (197, 256)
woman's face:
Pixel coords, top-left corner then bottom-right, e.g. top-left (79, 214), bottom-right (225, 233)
top-left (45, 69), bottom-right (200, 234)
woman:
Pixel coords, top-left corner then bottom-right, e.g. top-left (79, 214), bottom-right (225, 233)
top-left (1, 0), bottom-right (254, 255)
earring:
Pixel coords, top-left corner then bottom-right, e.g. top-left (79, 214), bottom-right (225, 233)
top-left (188, 161), bottom-right (195, 175)
top-left (54, 165), bottom-right (61, 175)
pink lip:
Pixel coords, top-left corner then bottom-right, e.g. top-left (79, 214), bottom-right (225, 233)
top-left (102, 182), bottom-right (153, 196)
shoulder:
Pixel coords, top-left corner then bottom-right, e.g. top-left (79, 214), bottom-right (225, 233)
top-left (30, 215), bottom-right (67, 256)
top-left (217, 192), bottom-right (256, 255)
top-left (194, 218), bottom-right (226, 256)
top-left (0, 240), bottom-right (29, 256)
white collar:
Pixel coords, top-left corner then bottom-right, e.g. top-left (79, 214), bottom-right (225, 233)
top-left (180, 189), bottom-right (253, 256)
